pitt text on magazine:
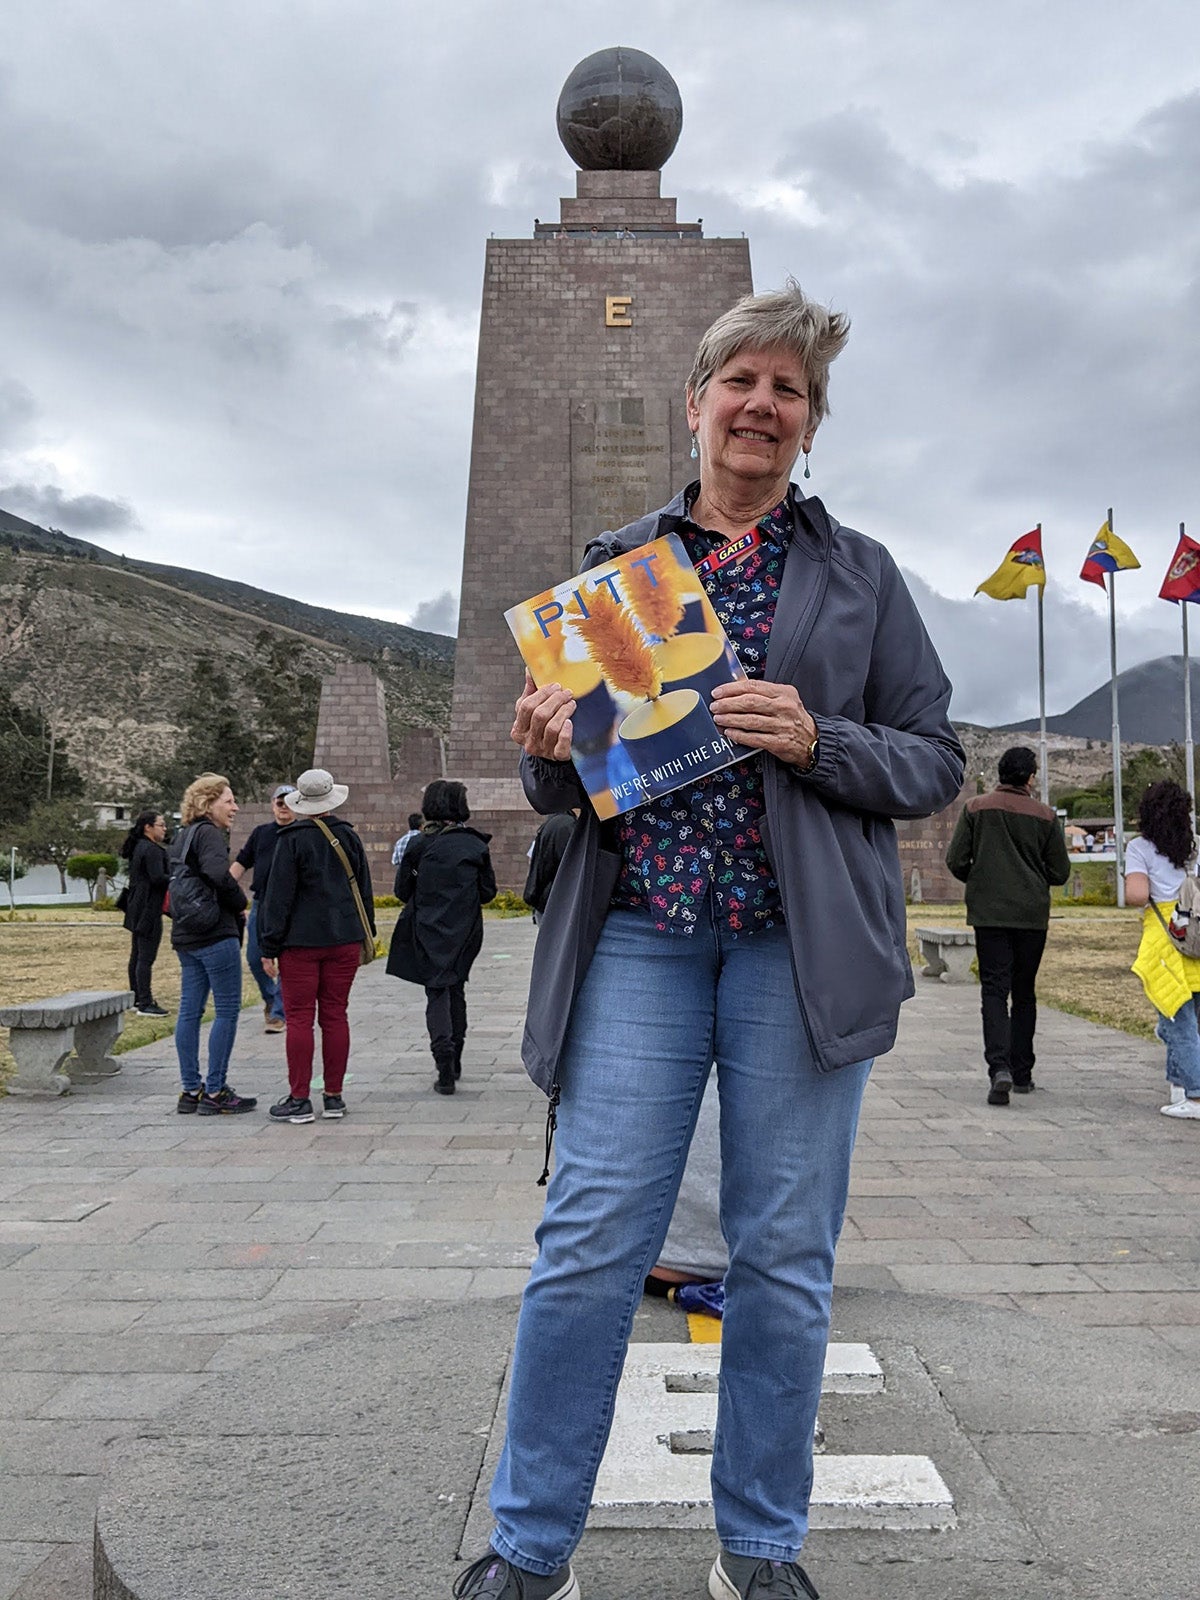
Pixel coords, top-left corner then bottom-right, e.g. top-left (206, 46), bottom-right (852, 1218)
top-left (505, 534), bottom-right (750, 820)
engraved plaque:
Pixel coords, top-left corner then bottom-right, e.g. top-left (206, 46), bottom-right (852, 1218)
top-left (570, 396), bottom-right (673, 560)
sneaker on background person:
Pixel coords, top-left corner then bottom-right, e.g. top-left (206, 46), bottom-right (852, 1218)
top-left (1160, 1097), bottom-right (1200, 1119)
top-left (452, 1551), bottom-right (577, 1600)
top-left (269, 1096), bottom-right (315, 1124)
top-left (136, 1003), bottom-right (170, 1018)
top-left (197, 1086), bottom-right (257, 1116)
top-left (322, 1093), bottom-right (346, 1119)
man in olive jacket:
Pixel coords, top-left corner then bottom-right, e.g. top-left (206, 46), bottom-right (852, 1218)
top-left (946, 745), bottom-right (1072, 1104)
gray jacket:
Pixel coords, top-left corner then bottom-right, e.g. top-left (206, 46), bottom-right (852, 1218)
top-left (519, 487), bottom-right (965, 1093)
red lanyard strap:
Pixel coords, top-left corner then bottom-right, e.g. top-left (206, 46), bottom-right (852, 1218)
top-left (693, 526), bottom-right (762, 579)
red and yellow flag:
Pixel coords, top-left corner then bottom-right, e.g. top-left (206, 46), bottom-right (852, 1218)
top-left (975, 529), bottom-right (1045, 601)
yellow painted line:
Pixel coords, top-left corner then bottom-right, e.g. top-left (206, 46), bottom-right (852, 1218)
top-left (686, 1311), bottom-right (722, 1343)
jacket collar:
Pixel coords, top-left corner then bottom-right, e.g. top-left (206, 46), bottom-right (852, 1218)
top-left (583, 482), bottom-right (833, 565)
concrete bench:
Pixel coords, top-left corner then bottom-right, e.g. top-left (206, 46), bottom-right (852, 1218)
top-left (915, 927), bottom-right (976, 984)
top-left (0, 989), bottom-right (134, 1096)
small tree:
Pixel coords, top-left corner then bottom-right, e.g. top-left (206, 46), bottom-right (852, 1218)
top-left (67, 852), bottom-right (120, 904)
top-left (4, 851), bottom-right (27, 910)
top-left (16, 799), bottom-right (92, 892)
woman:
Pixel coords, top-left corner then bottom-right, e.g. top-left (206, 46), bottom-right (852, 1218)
top-left (453, 284), bottom-right (964, 1600)
top-left (119, 809), bottom-right (169, 1017)
top-left (387, 779), bottom-right (496, 1095)
top-left (258, 769), bottom-right (375, 1124)
top-left (171, 773), bottom-right (255, 1116)
top-left (1125, 779), bottom-right (1200, 1119)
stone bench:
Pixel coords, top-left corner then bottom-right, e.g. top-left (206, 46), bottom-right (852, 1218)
top-left (0, 989), bottom-right (134, 1096)
top-left (914, 926), bottom-right (976, 984)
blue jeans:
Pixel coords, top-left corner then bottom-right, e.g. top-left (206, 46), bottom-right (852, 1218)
top-left (246, 902), bottom-right (284, 1020)
top-left (1155, 994), bottom-right (1200, 1096)
top-left (175, 937), bottom-right (243, 1094)
top-left (489, 908), bottom-right (872, 1572)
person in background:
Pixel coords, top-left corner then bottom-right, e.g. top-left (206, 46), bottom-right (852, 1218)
top-left (522, 808), bottom-right (578, 922)
top-left (946, 745), bottom-right (1071, 1106)
top-left (171, 773), bottom-right (255, 1117)
top-left (230, 784), bottom-right (294, 1033)
top-left (387, 780), bottom-right (496, 1095)
top-left (119, 809), bottom-right (170, 1017)
top-left (1125, 779), bottom-right (1200, 1120)
top-left (392, 812), bottom-right (424, 870)
top-left (259, 769), bottom-right (375, 1124)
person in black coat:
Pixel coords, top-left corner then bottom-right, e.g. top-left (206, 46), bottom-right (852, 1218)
top-left (119, 810), bottom-right (169, 1015)
top-left (387, 779), bottom-right (496, 1094)
top-left (258, 769), bottom-right (376, 1124)
top-left (170, 774), bottom-right (254, 1116)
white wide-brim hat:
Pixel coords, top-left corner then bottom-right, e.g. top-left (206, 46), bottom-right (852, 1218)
top-left (284, 768), bottom-right (349, 815)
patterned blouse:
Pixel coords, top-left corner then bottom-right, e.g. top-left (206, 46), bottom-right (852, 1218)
top-left (611, 488), bottom-right (794, 936)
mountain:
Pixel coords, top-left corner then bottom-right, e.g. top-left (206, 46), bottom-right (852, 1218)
top-left (0, 507), bottom-right (455, 797)
top-left (998, 654), bottom-right (1199, 746)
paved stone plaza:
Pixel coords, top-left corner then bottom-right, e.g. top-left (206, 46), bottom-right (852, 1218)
top-left (2, 917), bottom-right (1199, 1598)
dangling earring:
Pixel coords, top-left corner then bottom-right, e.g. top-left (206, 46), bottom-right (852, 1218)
top-left (690, 433), bottom-right (699, 460)
top-left (803, 450), bottom-right (811, 480)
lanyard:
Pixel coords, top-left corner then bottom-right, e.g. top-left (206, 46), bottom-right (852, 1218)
top-left (692, 525), bottom-right (763, 579)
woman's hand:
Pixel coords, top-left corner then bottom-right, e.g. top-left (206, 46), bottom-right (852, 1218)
top-left (710, 680), bottom-right (818, 768)
top-left (512, 670), bottom-right (576, 761)
top-left (261, 957), bottom-right (279, 980)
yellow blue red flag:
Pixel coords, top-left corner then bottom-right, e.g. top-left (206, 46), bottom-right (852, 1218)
top-left (975, 529), bottom-right (1045, 601)
top-left (1080, 522), bottom-right (1140, 588)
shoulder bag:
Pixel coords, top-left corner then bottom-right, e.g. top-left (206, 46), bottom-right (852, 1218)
top-left (312, 818), bottom-right (378, 964)
top-left (166, 824), bottom-right (221, 938)
top-left (1149, 849), bottom-right (1200, 957)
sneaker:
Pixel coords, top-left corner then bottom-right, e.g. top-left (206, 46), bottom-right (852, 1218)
top-left (1011, 1079), bottom-right (1035, 1094)
top-left (177, 1090), bottom-right (201, 1114)
top-left (1160, 1098), bottom-right (1200, 1119)
top-left (986, 1085), bottom-right (1010, 1106)
top-left (452, 1551), bottom-right (578, 1600)
top-left (322, 1094), bottom-right (346, 1119)
top-left (197, 1087), bottom-right (258, 1115)
top-left (1168, 1083), bottom-right (1186, 1105)
top-left (269, 1095), bottom-right (315, 1124)
top-left (710, 1552), bottom-right (819, 1599)
top-left (264, 1016), bottom-right (286, 1034)
top-left (992, 1067), bottom-right (1014, 1090)
top-left (136, 1003), bottom-right (169, 1017)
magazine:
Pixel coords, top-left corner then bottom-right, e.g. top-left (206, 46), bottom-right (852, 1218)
top-left (504, 533), bottom-right (751, 820)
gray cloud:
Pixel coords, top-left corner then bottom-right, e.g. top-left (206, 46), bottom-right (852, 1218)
top-left (0, 482), bottom-right (136, 532)
top-left (407, 590), bottom-right (459, 637)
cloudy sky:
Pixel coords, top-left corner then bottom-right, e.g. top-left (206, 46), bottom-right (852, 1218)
top-left (2, 0), bottom-right (1197, 724)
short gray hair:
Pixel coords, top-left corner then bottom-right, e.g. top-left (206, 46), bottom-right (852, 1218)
top-left (686, 280), bottom-right (851, 427)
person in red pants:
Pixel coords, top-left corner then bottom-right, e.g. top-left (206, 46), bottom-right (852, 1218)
top-left (258, 768), bottom-right (375, 1124)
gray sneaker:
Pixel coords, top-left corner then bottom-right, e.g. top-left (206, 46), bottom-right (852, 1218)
top-left (709, 1552), bottom-right (819, 1600)
top-left (452, 1550), bottom-right (578, 1600)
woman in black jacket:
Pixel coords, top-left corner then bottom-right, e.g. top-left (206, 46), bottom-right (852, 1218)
top-left (387, 779), bottom-right (496, 1094)
top-left (171, 773), bottom-right (254, 1116)
top-left (258, 769), bottom-right (375, 1124)
top-left (119, 809), bottom-right (169, 1016)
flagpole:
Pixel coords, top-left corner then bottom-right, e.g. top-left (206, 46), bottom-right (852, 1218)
top-left (1036, 523), bottom-right (1048, 804)
top-left (1109, 505), bottom-right (1125, 908)
top-left (1183, 522), bottom-right (1195, 824)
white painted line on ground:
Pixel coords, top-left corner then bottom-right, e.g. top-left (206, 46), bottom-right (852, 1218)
top-left (590, 1341), bottom-right (956, 1533)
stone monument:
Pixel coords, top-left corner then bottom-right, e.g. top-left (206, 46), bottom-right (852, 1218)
top-left (448, 46), bottom-right (753, 885)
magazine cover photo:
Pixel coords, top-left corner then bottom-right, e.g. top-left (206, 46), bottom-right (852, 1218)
top-left (505, 534), bottom-right (751, 820)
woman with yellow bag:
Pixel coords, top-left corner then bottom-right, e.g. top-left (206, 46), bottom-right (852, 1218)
top-left (1125, 779), bottom-right (1200, 1119)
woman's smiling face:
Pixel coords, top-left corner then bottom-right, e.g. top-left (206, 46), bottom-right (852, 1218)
top-left (687, 345), bottom-right (817, 493)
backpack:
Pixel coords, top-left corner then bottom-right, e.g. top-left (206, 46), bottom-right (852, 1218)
top-left (167, 824), bottom-right (221, 938)
top-left (1151, 850), bottom-right (1200, 957)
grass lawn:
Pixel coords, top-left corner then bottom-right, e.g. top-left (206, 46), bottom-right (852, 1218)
top-left (907, 903), bottom-right (1156, 1039)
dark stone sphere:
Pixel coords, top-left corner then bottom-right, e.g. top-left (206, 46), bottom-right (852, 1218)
top-left (556, 47), bottom-right (683, 171)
